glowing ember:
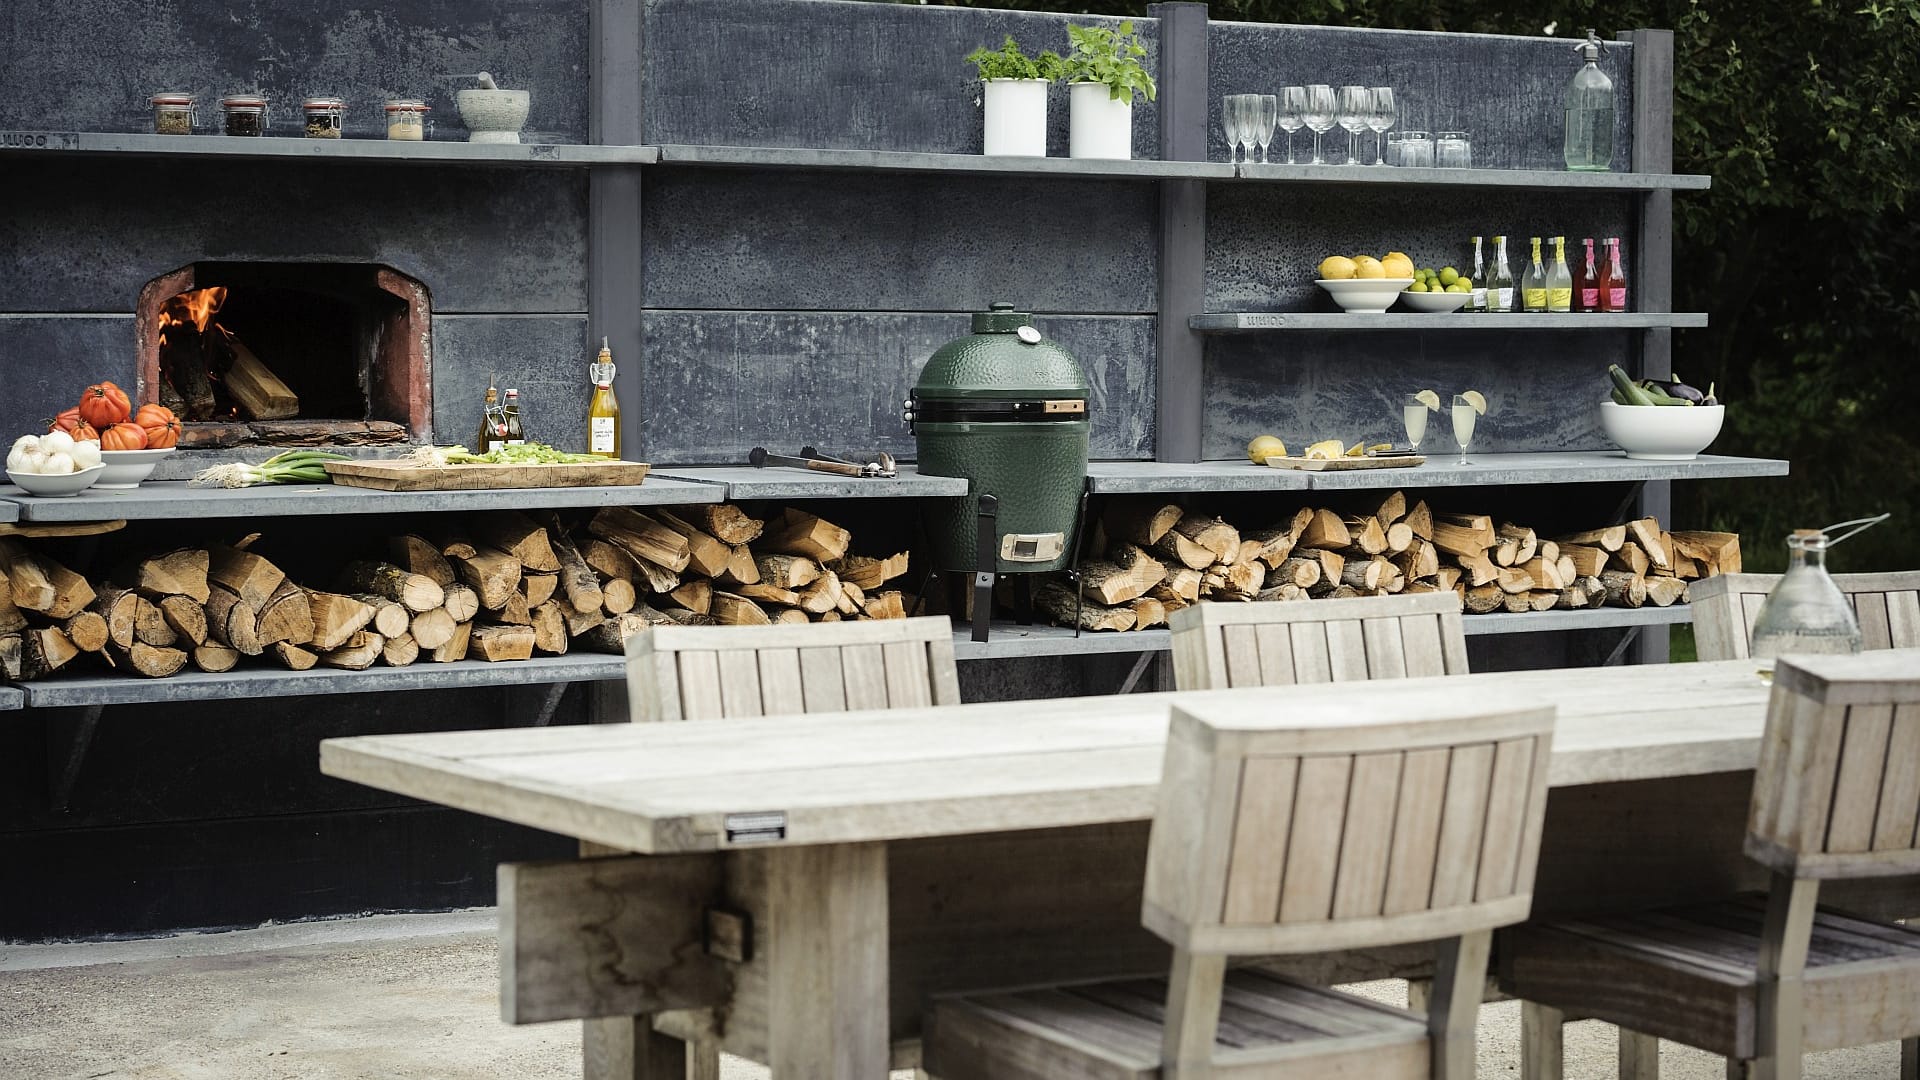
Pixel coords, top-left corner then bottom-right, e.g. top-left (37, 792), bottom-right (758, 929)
top-left (161, 286), bottom-right (228, 335)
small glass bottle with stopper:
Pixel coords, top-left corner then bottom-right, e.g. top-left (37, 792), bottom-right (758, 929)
top-left (476, 380), bottom-right (508, 454)
top-left (588, 339), bottom-right (622, 458)
top-left (1749, 514), bottom-right (1889, 658)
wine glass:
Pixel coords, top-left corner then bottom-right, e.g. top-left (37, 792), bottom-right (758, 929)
top-left (1367, 87), bottom-right (1396, 166)
top-left (1276, 86), bottom-right (1306, 164)
top-left (1254, 94), bottom-right (1278, 164)
top-left (1402, 394), bottom-right (1431, 452)
top-left (1452, 394), bottom-right (1480, 465)
top-left (1336, 85), bottom-right (1371, 166)
top-left (1302, 85), bottom-right (1337, 165)
top-left (1219, 94), bottom-right (1244, 164)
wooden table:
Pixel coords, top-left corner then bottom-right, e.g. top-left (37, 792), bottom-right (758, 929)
top-left (322, 657), bottom-right (1786, 1079)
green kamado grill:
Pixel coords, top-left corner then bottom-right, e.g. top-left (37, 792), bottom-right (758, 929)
top-left (907, 302), bottom-right (1090, 641)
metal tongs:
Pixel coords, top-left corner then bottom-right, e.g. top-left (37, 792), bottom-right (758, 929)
top-left (748, 446), bottom-right (897, 479)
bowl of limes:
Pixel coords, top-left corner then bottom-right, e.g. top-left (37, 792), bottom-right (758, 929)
top-left (1400, 266), bottom-right (1474, 312)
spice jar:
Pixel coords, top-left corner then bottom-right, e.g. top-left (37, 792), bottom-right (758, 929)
top-left (221, 95), bottom-right (269, 137)
top-left (302, 97), bottom-right (345, 139)
top-left (384, 100), bottom-right (429, 141)
top-left (150, 92), bottom-right (196, 136)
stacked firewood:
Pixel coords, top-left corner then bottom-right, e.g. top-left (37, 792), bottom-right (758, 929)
top-left (0, 506), bottom-right (909, 680)
top-left (1047, 492), bottom-right (1742, 632)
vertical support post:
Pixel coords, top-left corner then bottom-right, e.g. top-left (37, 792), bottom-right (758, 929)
top-left (1623, 28), bottom-right (1675, 665)
top-left (1152, 2), bottom-right (1209, 465)
top-left (592, 0), bottom-right (646, 459)
top-left (764, 842), bottom-right (891, 1078)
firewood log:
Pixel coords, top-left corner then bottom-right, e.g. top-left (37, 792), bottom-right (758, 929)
top-left (546, 521), bottom-right (605, 615)
top-left (106, 640), bottom-right (186, 678)
top-left (1297, 509), bottom-right (1351, 551)
top-left (1149, 566), bottom-right (1204, 603)
top-left (1430, 513), bottom-right (1496, 558)
top-left (133, 595), bottom-right (177, 647)
top-left (270, 641), bottom-right (318, 670)
top-left (0, 567), bottom-right (23, 635)
top-left (193, 643), bottom-right (240, 673)
top-left (1342, 557), bottom-right (1390, 591)
top-left (1327, 585), bottom-right (1365, 600)
top-left (452, 547), bottom-right (522, 610)
top-left (1538, 540), bottom-right (1560, 565)
top-left (493, 591), bottom-right (532, 626)
top-left (712, 592), bottom-right (772, 626)
top-left (430, 622), bottom-right (471, 663)
top-left (1560, 543), bottom-right (1608, 578)
top-left (601, 577), bottom-right (637, 616)
top-left (530, 601), bottom-right (569, 655)
top-left (797, 571), bottom-right (844, 615)
top-left (306, 591), bottom-right (376, 651)
top-left (735, 583), bottom-right (801, 607)
top-left (1254, 583), bottom-right (1309, 603)
top-left (1670, 531), bottom-right (1742, 575)
top-left (1220, 558), bottom-right (1266, 596)
top-left (580, 538), bottom-right (638, 584)
top-left (1555, 524), bottom-right (1627, 552)
top-left (1601, 569), bottom-right (1647, 608)
top-left (0, 541), bottom-right (94, 619)
top-left (387, 534), bottom-right (456, 587)
top-left (1495, 566), bottom-right (1535, 595)
top-left (1081, 545), bottom-right (1167, 605)
top-left (627, 555), bottom-right (681, 595)
top-left (344, 593), bottom-right (409, 639)
top-left (1405, 581), bottom-right (1444, 595)
top-left (1238, 527), bottom-right (1294, 569)
top-left (1343, 516), bottom-right (1389, 556)
top-left (1036, 581), bottom-right (1135, 632)
top-left (322, 630), bottom-right (385, 670)
top-left (203, 585), bottom-right (262, 655)
top-left (473, 511), bottom-right (561, 573)
top-left (755, 554), bottom-right (820, 590)
top-left (861, 591), bottom-right (907, 620)
top-left (769, 607), bottom-right (810, 625)
top-left (207, 543), bottom-right (286, 612)
top-left (1614, 542), bottom-right (1653, 578)
top-left (1626, 518), bottom-right (1671, 571)
top-left (577, 610), bottom-right (670, 654)
top-left (1526, 591), bottom-right (1559, 612)
top-left (719, 545), bottom-right (760, 587)
top-left (520, 571), bottom-right (559, 609)
top-left (380, 632), bottom-right (420, 667)
top-left (829, 552), bottom-right (910, 590)
top-left (89, 588), bottom-right (138, 649)
top-left (1172, 514), bottom-right (1240, 565)
top-left (1462, 583), bottom-right (1504, 614)
top-left (1518, 557), bottom-right (1567, 591)
top-left (1555, 576), bottom-right (1607, 610)
top-left (133, 547), bottom-right (211, 604)
top-left (21, 626), bottom-right (80, 677)
top-left (341, 560), bottom-right (443, 613)
top-left (1380, 562), bottom-right (1406, 594)
top-left (1150, 527), bottom-right (1214, 571)
top-left (692, 505), bottom-right (765, 546)
top-left (1403, 501), bottom-right (1433, 541)
top-left (440, 583), bottom-right (481, 624)
top-left (1502, 591), bottom-right (1534, 613)
top-left (1393, 538), bottom-right (1440, 582)
top-left (761, 508), bottom-right (851, 563)
top-left (1383, 521), bottom-right (1414, 555)
top-left (654, 510), bottom-right (732, 578)
top-left (469, 624), bottom-right (535, 662)
top-left (1299, 548), bottom-right (1345, 586)
top-left (409, 606), bottom-right (458, 650)
top-left (837, 581), bottom-right (865, 616)
top-left (1496, 523), bottom-right (1539, 566)
top-left (589, 507), bottom-right (692, 573)
top-left (1272, 556), bottom-right (1323, 589)
top-left (665, 578), bottom-right (711, 615)
top-left (1371, 490), bottom-right (1407, 530)
top-left (1131, 597), bottom-right (1168, 629)
top-left (1433, 566), bottom-right (1463, 592)
top-left (1644, 575), bottom-right (1689, 607)
top-left (1455, 550), bottom-right (1499, 588)
top-left (1105, 501), bottom-right (1184, 547)
top-left (64, 610), bottom-right (110, 654)
top-left (159, 592), bottom-right (212, 646)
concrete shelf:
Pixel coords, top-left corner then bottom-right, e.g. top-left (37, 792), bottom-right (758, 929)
top-left (0, 500), bottom-right (16, 524)
top-left (0, 687), bottom-right (21, 711)
top-left (0, 477), bottom-right (725, 522)
top-left (1087, 453), bottom-right (1787, 494)
top-left (0, 131), bottom-right (657, 167)
top-left (1236, 161), bottom-right (1711, 191)
top-left (1191, 312), bottom-right (1711, 332)
top-left (651, 143), bottom-right (1235, 180)
top-left (651, 465), bottom-right (968, 500)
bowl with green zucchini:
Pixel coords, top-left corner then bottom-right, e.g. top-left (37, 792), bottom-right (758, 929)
top-left (1601, 364), bottom-right (1724, 460)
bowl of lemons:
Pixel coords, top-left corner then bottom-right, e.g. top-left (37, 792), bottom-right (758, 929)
top-left (1401, 265), bottom-right (1474, 312)
top-left (1316, 252), bottom-right (1414, 314)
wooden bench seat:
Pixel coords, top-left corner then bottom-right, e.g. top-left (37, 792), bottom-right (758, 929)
top-left (927, 969), bottom-right (1430, 1080)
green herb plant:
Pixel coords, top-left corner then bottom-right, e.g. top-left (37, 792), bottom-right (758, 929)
top-left (964, 35), bottom-right (1064, 82)
top-left (1063, 20), bottom-right (1156, 102)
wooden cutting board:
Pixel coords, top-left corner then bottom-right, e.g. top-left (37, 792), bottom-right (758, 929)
top-left (324, 459), bottom-right (651, 491)
top-left (1263, 454), bottom-right (1425, 472)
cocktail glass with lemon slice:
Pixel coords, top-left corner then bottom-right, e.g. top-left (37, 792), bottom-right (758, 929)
top-left (1404, 389), bottom-right (1441, 451)
top-left (1453, 389), bottom-right (1487, 465)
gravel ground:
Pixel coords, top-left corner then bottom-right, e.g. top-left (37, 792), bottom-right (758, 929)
top-left (0, 917), bottom-right (1898, 1079)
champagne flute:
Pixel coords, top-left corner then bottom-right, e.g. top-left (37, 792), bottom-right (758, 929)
top-left (1402, 394), bottom-right (1431, 452)
top-left (1277, 86), bottom-right (1306, 164)
top-left (1336, 85), bottom-right (1371, 166)
top-left (1452, 393), bottom-right (1480, 465)
top-left (1219, 94), bottom-right (1243, 164)
top-left (1367, 87), bottom-right (1396, 166)
top-left (1255, 94), bottom-right (1278, 164)
top-left (1303, 84), bottom-right (1337, 165)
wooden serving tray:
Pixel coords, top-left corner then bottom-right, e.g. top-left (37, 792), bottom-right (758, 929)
top-left (1263, 454), bottom-right (1425, 472)
top-left (324, 459), bottom-right (651, 491)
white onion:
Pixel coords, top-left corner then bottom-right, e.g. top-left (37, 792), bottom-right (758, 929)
top-left (6, 448), bottom-right (31, 473)
top-left (43, 451), bottom-right (76, 475)
top-left (22, 449), bottom-right (50, 474)
top-left (41, 430), bottom-right (75, 455)
top-left (12, 434), bottom-right (39, 455)
top-left (70, 440), bottom-right (101, 468)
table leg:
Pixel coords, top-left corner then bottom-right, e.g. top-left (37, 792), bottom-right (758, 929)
top-left (584, 1016), bottom-right (687, 1080)
top-left (765, 841), bottom-right (890, 1078)
top-left (1520, 1002), bottom-right (1564, 1080)
top-left (1619, 1028), bottom-right (1660, 1079)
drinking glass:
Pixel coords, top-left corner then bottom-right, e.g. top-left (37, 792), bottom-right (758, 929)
top-left (1399, 129), bottom-right (1434, 167)
top-left (1336, 85), bottom-right (1371, 165)
top-left (1452, 394), bottom-right (1479, 465)
top-left (1437, 131), bottom-right (1472, 168)
top-left (1254, 94), bottom-right (1278, 163)
top-left (1303, 84), bottom-right (1337, 165)
top-left (1402, 395), bottom-right (1430, 452)
top-left (1219, 94), bottom-right (1244, 164)
top-left (1276, 86), bottom-right (1306, 164)
top-left (1367, 87), bottom-right (1396, 166)
top-left (1383, 131), bottom-right (1403, 166)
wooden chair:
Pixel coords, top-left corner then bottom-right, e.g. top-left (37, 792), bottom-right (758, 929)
top-left (1169, 591), bottom-right (1470, 689)
top-left (923, 693), bottom-right (1556, 1080)
top-left (1690, 571), bottom-right (1920, 660)
top-left (1500, 649), bottom-right (1920, 1080)
top-left (624, 615), bottom-right (961, 721)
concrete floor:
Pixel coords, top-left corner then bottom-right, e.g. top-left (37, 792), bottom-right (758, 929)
top-left (0, 911), bottom-right (1900, 1079)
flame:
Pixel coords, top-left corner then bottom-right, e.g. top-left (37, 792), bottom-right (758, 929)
top-left (161, 286), bottom-right (228, 335)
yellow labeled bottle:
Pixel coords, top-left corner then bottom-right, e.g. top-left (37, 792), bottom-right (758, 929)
top-left (587, 338), bottom-right (621, 459)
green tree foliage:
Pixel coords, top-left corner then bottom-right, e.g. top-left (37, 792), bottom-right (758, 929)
top-left (937, 0), bottom-right (1920, 572)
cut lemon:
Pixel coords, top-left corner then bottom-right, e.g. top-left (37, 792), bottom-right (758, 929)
top-left (1345, 441), bottom-right (1368, 457)
top-left (1414, 389), bottom-right (1442, 412)
top-left (1367, 442), bottom-right (1393, 454)
top-left (1460, 389), bottom-right (1488, 415)
top-left (1304, 439), bottom-right (1344, 461)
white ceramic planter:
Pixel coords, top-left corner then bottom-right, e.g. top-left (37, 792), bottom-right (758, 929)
top-left (1069, 81), bottom-right (1133, 160)
top-left (981, 79), bottom-right (1049, 157)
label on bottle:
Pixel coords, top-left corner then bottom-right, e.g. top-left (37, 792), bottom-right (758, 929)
top-left (590, 417), bottom-right (616, 454)
top-left (1607, 287), bottom-right (1627, 311)
top-left (1523, 287), bottom-right (1548, 311)
top-left (1493, 288), bottom-right (1514, 312)
top-left (1581, 288), bottom-right (1601, 310)
top-left (506, 439), bottom-right (525, 446)
top-left (1548, 288), bottom-right (1572, 312)
top-left (1470, 286), bottom-right (1487, 311)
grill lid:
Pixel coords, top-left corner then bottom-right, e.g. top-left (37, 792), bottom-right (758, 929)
top-left (912, 302), bottom-right (1090, 403)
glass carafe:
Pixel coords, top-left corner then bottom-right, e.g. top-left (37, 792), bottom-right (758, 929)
top-left (1749, 530), bottom-right (1861, 658)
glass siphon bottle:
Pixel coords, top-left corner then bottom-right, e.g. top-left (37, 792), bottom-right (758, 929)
top-left (1750, 531), bottom-right (1862, 658)
top-left (587, 338), bottom-right (622, 459)
top-left (1563, 29), bottom-right (1615, 171)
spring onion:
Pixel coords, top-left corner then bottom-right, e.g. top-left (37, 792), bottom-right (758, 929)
top-left (190, 449), bottom-right (352, 488)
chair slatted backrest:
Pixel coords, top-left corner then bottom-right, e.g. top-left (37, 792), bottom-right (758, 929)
top-left (1748, 649), bottom-right (1920, 879)
top-left (624, 616), bottom-right (961, 722)
top-left (1143, 689), bottom-right (1555, 956)
top-left (1168, 592), bottom-right (1470, 690)
top-left (1691, 572), bottom-right (1920, 661)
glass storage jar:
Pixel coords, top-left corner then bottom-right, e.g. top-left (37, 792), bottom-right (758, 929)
top-left (220, 94), bottom-right (269, 137)
top-left (150, 92), bottom-right (196, 135)
top-left (384, 100), bottom-right (429, 141)
top-left (302, 97), bottom-right (345, 139)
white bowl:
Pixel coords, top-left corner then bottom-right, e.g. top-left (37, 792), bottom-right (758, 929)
top-left (1400, 289), bottom-right (1471, 313)
top-left (1316, 278), bottom-right (1414, 314)
top-left (7, 463), bottom-right (106, 497)
top-left (1600, 401), bottom-right (1725, 460)
top-left (456, 89), bottom-right (530, 143)
top-left (96, 447), bottom-right (176, 489)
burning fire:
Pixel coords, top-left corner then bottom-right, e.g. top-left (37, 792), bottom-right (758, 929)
top-left (162, 286), bottom-right (228, 335)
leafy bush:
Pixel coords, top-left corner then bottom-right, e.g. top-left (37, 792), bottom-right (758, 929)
top-left (965, 35), bottom-right (1065, 81)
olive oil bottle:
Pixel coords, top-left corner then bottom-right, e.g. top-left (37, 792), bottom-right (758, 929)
top-left (587, 338), bottom-right (621, 459)
top-left (476, 384), bottom-right (506, 454)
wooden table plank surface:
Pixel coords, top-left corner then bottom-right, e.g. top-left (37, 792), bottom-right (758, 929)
top-left (322, 658), bottom-right (1784, 855)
